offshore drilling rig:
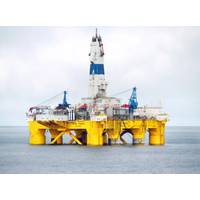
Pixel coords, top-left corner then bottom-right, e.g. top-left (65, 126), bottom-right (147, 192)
top-left (27, 29), bottom-right (168, 146)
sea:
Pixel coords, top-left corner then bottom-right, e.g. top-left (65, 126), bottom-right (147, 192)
top-left (0, 126), bottom-right (200, 174)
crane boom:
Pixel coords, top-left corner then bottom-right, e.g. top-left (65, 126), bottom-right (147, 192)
top-left (129, 87), bottom-right (138, 114)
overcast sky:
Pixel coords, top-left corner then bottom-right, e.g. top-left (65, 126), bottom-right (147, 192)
top-left (0, 27), bottom-right (199, 126)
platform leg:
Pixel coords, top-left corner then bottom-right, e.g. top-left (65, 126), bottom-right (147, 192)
top-left (149, 128), bottom-right (161, 145)
top-left (149, 121), bottom-right (166, 145)
top-left (132, 128), bottom-right (145, 145)
top-left (29, 121), bottom-right (46, 145)
top-left (86, 122), bottom-right (104, 146)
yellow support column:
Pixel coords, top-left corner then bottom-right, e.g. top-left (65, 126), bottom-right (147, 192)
top-left (29, 121), bottom-right (46, 145)
top-left (50, 129), bottom-right (63, 144)
top-left (106, 120), bottom-right (122, 145)
top-left (149, 128), bottom-right (160, 145)
top-left (132, 127), bottom-right (145, 144)
top-left (107, 130), bottom-right (116, 145)
top-left (149, 121), bottom-right (166, 145)
top-left (86, 122), bottom-right (104, 146)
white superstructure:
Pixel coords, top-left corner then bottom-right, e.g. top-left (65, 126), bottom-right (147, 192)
top-left (133, 106), bottom-right (169, 121)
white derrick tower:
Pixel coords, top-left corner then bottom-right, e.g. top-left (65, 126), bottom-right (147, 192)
top-left (88, 29), bottom-right (107, 98)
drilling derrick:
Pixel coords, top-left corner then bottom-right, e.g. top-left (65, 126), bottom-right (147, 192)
top-left (89, 28), bottom-right (107, 98)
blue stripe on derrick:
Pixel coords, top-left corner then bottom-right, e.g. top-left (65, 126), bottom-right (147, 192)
top-left (90, 64), bottom-right (104, 75)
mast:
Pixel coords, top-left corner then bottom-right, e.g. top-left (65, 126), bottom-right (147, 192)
top-left (88, 29), bottom-right (107, 98)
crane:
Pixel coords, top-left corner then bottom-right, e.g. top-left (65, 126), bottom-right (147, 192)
top-left (129, 87), bottom-right (138, 114)
top-left (56, 91), bottom-right (70, 109)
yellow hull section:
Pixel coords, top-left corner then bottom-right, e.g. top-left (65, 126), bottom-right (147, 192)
top-left (28, 119), bottom-right (166, 146)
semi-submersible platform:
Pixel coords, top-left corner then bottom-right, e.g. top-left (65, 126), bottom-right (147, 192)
top-left (27, 29), bottom-right (168, 146)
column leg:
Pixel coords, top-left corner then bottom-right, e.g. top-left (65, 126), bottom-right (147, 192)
top-left (149, 128), bottom-right (161, 145)
top-left (29, 121), bottom-right (46, 145)
top-left (132, 128), bottom-right (145, 145)
top-left (86, 122), bottom-right (103, 146)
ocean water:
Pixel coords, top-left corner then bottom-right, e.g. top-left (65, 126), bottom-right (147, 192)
top-left (0, 126), bottom-right (200, 174)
